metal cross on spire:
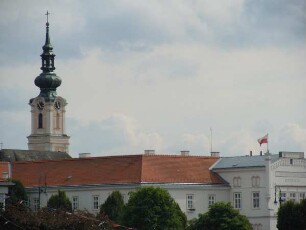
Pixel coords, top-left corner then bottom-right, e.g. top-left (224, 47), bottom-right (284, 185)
top-left (45, 11), bottom-right (50, 23)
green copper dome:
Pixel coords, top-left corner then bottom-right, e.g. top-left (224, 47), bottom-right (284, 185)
top-left (35, 14), bottom-right (62, 102)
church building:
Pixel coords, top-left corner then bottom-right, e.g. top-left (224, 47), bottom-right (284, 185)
top-left (0, 13), bottom-right (71, 162)
top-left (27, 13), bottom-right (70, 153)
top-left (1, 14), bottom-right (306, 230)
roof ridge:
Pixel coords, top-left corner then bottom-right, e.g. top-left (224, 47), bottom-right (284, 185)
top-left (12, 154), bottom-right (144, 164)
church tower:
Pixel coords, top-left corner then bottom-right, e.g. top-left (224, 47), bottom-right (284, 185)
top-left (27, 12), bottom-right (70, 153)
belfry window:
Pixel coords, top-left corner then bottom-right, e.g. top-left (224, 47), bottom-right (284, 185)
top-left (56, 113), bottom-right (60, 129)
top-left (38, 113), bottom-right (43, 129)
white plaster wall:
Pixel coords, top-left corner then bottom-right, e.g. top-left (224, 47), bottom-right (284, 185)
top-left (27, 184), bottom-right (229, 220)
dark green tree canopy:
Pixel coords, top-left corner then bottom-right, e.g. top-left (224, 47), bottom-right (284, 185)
top-left (7, 179), bottom-right (27, 204)
top-left (277, 199), bottom-right (306, 230)
top-left (121, 186), bottom-right (186, 230)
top-left (100, 190), bottom-right (124, 222)
top-left (187, 202), bottom-right (252, 230)
top-left (47, 190), bottom-right (72, 212)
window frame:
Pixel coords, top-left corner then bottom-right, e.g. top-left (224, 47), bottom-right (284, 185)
top-left (92, 195), bottom-right (100, 210)
top-left (72, 196), bottom-right (79, 211)
top-left (33, 198), bottom-right (40, 212)
top-left (299, 192), bottom-right (306, 202)
top-left (280, 192), bottom-right (286, 202)
top-left (252, 191), bottom-right (260, 209)
top-left (38, 113), bottom-right (43, 129)
top-left (208, 194), bottom-right (216, 206)
top-left (289, 192), bottom-right (296, 202)
top-left (186, 194), bottom-right (195, 210)
top-left (233, 192), bottom-right (242, 209)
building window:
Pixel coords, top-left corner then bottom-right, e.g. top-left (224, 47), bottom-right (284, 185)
top-left (72, 196), bottom-right (79, 211)
top-left (26, 197), bottom-right (31, 208)
top-left (93, 195), bottom-right (99, 210)
top-left (38, 113), bottom-right (43, 129)
top-left (208, 195), bottom-right (216, 206)
top-left (33, 198), bottom-right (39, 211)
top-left (187, 194), bottom-right (195, 210)
top-left (289, 193), bottom-right (296, 202)
top-left (281, 192), bottom-right (286, 202)
top-left (56, 113), bottom-right (60, 129)
top-left (252, 192), bottom-right (260, 209)
top-left (252, 176), bottom-right (260, 187)
top-left (299, 192), bottom-right (306, 202)
top-left (234, 193), bottom-right (241, 209)
top-left (233, 177), bottom-right (241, 187)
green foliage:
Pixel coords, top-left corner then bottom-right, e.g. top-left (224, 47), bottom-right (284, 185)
top-left (47, 190), bottom-right (72, 212)
top-left (7, 179), bottom-right (27, 204)
top-left (187, 202), bottom-right (252, 230)
top-left (277, 199), bottom-right (306, 230)
top-left (121, 186), bottom-right (186, 230)
top-left (0, 202), bottom-right (113, 230)
top-left (100, 190), bottom-right (124, 222)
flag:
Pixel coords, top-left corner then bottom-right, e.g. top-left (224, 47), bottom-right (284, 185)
top-left (258, 134), bottom-right (268, 146)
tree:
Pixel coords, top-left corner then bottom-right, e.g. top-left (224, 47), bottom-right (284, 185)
top-left (187, 202), bottom-right (252, 230)
top-left (6, 179), bottom-right (27, 204)
top-left (277, 200), bottom-right (306, 230)
top-left (100, 190), bottom-right (124, 222)
top-left (0, 201), bottom-right (113, 230)
top-left (121, 186), bottom-right (186, 230)
top-left (47, 190), bottom-right (72, 212)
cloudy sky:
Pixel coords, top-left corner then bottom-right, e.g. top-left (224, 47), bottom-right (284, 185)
top-left (0, 0), bottom-right (305, 158)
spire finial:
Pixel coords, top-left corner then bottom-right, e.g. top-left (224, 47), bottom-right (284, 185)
top-left (45, 11), bottom-right (50, 24)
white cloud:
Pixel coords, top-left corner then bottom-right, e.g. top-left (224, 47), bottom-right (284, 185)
top-left (0, 1), bottom-right (305, 157)
top-left (277, 124), bottom-right (306, 151)
top-left (69, 113), bottom-right (163, 157)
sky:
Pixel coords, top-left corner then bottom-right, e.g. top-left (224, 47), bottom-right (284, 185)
top-left (0, 0), bottom-right (306, 158)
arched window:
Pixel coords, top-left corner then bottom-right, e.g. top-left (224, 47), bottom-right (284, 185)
top-left (38, 113), bottom-right (43, 129)
top-left (252, 176), bottom-right (260, 187)
top-left (233, 177), bottom-right (241, 187)
top-left (56, 112), bottom-right (60, 129)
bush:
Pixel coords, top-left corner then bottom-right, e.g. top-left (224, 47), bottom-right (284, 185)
top-left (100, 190), bottom-right (124, 222)
top-left (47, 190), bottom-right (72, 212)
top-left (187, 202), bottom-right (252, 230)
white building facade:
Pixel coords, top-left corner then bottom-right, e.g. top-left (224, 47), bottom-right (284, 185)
top-left (12, 151), bottom-right (306, 230)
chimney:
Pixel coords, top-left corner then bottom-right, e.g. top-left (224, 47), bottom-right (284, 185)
top-left (211, 152), bottom-right (220, 157)
top-left (180, 150), bottom-right (190, 156)
top-left (250, 151), bottom-right (252, 156)
top-left (79, 153), bottom-right (91, 158)
top-left (260, 151), bottom-right (263, 156)
top-left (144, 150), bottom-right (155, 155)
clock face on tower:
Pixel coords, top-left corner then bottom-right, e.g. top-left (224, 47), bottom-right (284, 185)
top-left (54, 100), bottom-right (61, 110)
top-left (37, 100), bottom-right (45, 110)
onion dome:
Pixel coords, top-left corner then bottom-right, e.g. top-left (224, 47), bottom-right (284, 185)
top-left (34, 11), bottom-right (62, 102)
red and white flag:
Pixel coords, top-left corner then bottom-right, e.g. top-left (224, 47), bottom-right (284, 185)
top-left (258, 134), bottom-right (268, 146)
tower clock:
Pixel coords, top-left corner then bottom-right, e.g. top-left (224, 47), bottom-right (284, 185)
top-left (28, 13), bottom-right (70, 153)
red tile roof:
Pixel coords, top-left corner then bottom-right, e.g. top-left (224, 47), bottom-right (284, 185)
top-left (12, 155), bottom-right (224, 187)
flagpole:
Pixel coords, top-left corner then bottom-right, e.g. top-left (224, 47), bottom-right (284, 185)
top-left (267, 134), bottom-right (269, 153)
top-left (210, 128), bottom-right (213, 154)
